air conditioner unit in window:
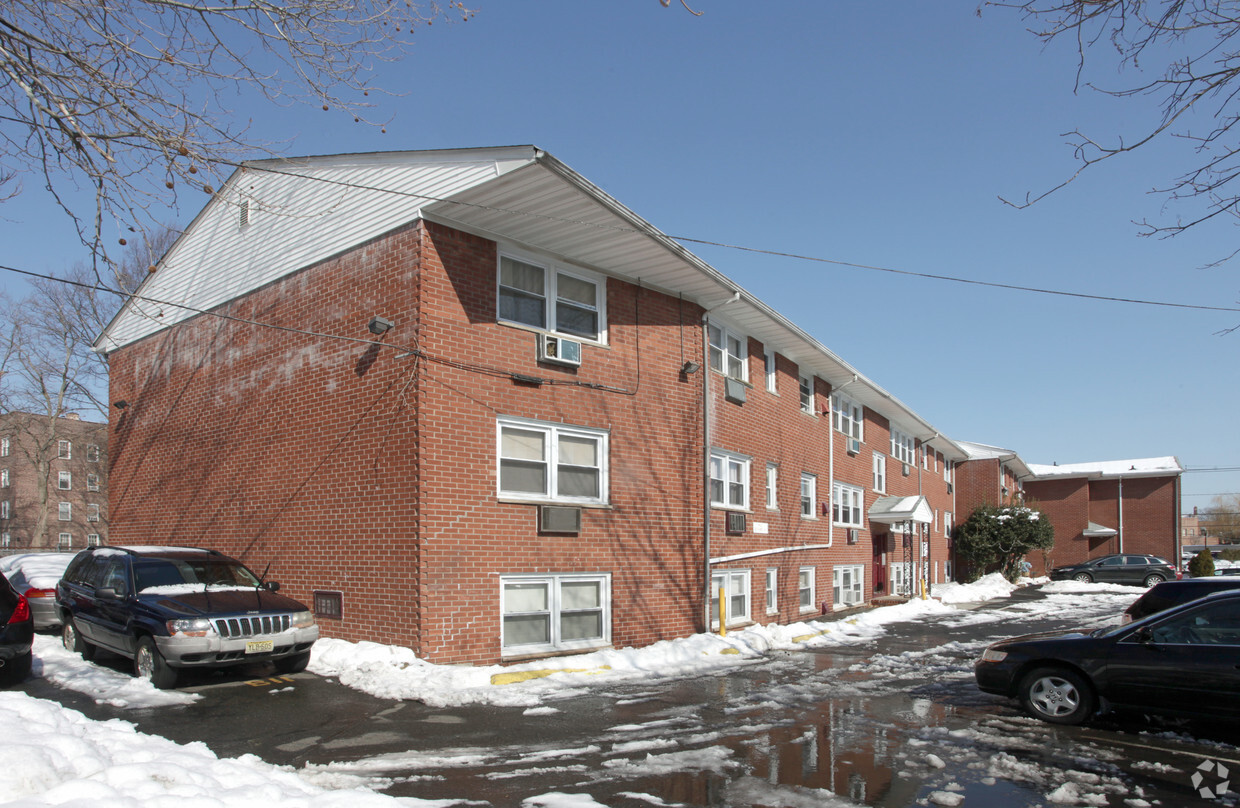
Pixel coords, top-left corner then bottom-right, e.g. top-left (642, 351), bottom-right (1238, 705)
top-left (902, 463), bottom-right (911, 477)
top-left (538, 334), bottom-right (582, 367)
top-left (540, 505), bottom-right (582, 534)
top-left (842, 591), bottom-right (862, 606)
top-left (847, 528), bottom-right (858, 544)
top-left (947, 482), bottom-right (953, 494)
top-left (846, 438), bottom-right (861, 455)
top-left (726, 511), bottom-right (746, 535)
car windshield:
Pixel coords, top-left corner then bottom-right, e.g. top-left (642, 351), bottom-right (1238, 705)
top-left (134, 557), bottom-right (261, 591)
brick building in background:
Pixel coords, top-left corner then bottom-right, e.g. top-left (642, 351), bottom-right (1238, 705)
top-left (1022, 458), bottom-right (1183, 573)
top-left (0, 412), bottom-right (108, 552)
top-left (96, 146), bottom-right (973, 666)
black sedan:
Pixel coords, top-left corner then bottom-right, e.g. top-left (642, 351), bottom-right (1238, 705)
top-left (0, 572), bottom-right (34, 685)
top-left (976, 589), bottom-right (1240, 725)
top-left (1048, 553), bottom-right (1177, 587)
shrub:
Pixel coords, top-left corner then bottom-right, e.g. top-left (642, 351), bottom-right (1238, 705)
top-left (955, 503), bottom-right (1055, 582)
top-left (1189, 549), bottom-right (1216, 578)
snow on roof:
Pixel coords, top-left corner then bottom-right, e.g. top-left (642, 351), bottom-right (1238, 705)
top-left (1026, 456), bottom-right (1184, 480)
top-left (956, 440), bottom-right (1019, 460)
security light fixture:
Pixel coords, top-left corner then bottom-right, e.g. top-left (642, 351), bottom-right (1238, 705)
top-left (114, 400), bottom-right (129, 409)
top-left (682, 361), bottom-right (701, 375)
top-left (368, 316), bottom-right (394, 335)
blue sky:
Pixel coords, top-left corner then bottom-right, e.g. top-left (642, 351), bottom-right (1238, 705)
top-left (3, 1), bottom-right (1237, 514)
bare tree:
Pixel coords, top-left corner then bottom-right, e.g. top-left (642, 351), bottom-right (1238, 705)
top-left (989, 1), bottom-right (1240, 246)
top-left (1203, 493), bottom-right (1240, 541)
top-left (0, 0), bottom-right (473, 272)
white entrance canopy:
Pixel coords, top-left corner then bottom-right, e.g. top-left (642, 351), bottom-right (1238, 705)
top-left (1083, 521), bottom-right (1118, 538)
top-left (868, 495), bottom-right (932, 526)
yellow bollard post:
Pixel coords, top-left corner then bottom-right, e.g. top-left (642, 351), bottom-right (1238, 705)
top-left (719, 585), bottom-right (727, 637)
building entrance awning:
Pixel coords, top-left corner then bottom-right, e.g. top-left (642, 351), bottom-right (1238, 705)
top-left (1083, 521), bottom-right (1118, 538)
top-left (868, 495), bottom-right (932, 525)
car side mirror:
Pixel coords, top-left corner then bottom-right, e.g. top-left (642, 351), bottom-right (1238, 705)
top-left (96, 586), bottom-right (117, 600)
top-left (1134, 626), bottom-right (1154, 644)
top-left (265, 581), bottom-right (280, 592)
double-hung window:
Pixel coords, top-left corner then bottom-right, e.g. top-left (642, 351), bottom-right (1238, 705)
top-left (87, 504), bottom-right (100, 522)
top-left (833, 565), bottom-right (864, 607)
top-left (890, 428), bottom-right (915, 466)
top-left (708, 324), bottom-right (748, 381)
top-left (711, 569), bottom-right (750, 626)
top-left (832, 482), bottom-right (864, 528)
top-left (0, 501), bottom-right (8, 519)
top-left (765, 569), bottom-right (778, 614)
top-left (0, 437), bottom-right (7, 457)
top-left (832, 394), bottom-right (863, 440)
top-left (710, 450), bottom-right (750, 510)
top-left (501, 574), bottom-right (610, 654)
top-left (872, 452), bottom-right (887, 493)
top-left (799, 567), bottom-right (816, 612)
top-left (0, 469), bottom-right (7, 488)
top-left (497, 418), bottom-right (608, 504)
top-left (764, 349), bottom-right (777, 393)
top-left (87, 444), bottom-right (100, 462)
top-left (498, 255), bottom-right (604, 342)
top-left (799, 374), bottom-right (814, 414)
top-left (800, 473), bottom-right (817, 518)
top-left (766, 463), bottom-right (778, 510)
top-left (58, 502), bottom-right (71, 521)
top-left (57, 533), bottom-right (72, 552)
top-left (58, 440), bottom-right (71, 460)
top-left (87, 473), bottom-right (100, 492)
top-left (58, 471), bottom-right (72, 490)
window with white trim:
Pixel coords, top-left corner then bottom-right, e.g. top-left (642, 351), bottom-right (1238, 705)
top-left (497, 418), bottom-right (608, 504)
top-left (87, 473), bottom-right (99, 492)
top-left (708, 324), bottom-right (748, 381)
top-left (800, 473), bottom-right (817, 519)
top-left (710, 450), bottom-right (750, 510)
top-left (497, 254), bottom-right (605, 342)
top-left (87, 504), bottom-right (100, 522)
top-left (799, 567), bottom-right (816, 612)
top-left (832, 482), bottom-right (864, 528)
top-left (944, 460), bottom-right (953, 484)
top-left (833, 565), bottom-right (864, 607)
top-left (501, 573), bottom-right (610, 654)
top-left (87, 533), bottom-right (101, 547)
top-left (87, 444), bottom-right (100, 462)
top-left (58, 440), bottom-right (71, 460)
top-left (872, 452), bottom-right (886, 493)
top-left (1, 532), bottom-right (9, 548)
top-left (890, 428), bottom-right (915, 465)
top-left (765, 568), bottom-right (778, 614)
top-left (711, 569), bottom-right (750, 626)
top-left (764, 348), bottom-right (777, 393)
top-left (0, 437), bottom-right (7, 457)
top-left (766, 463), bottom-right (778, 510)
top-left (0, 501), bottom-right (8, 519)
top-left (831, 394), bottom-right (863, 440)
top-left (944, 511), bottom-right (953, 539)
top-left (0, 469), bottom-right (7, 488)
top-left (57, 533), bottom-right (72, 552)
top-left (799, 373), bottom-right (814, 414)
top-left (58, 471), bottom-right (71, 490)
top-left (58, 502), bottom-right (71, 521)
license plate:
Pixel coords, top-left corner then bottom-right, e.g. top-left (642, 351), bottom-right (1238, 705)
top-left (245, 640), bottom-right (274, 654)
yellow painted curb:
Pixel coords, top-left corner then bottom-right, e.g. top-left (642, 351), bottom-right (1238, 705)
top-left (491, 665), bottom-right (611, 686)
top-left (719, 648), bottom-right (740, 655)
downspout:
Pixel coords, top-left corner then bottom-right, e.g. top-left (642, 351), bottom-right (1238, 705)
top-left (1117, 476), bottom-right (1124, 554)
top-left (702, 292), bottom-right (740, 631)
top-left (1175, 474), bottom-right (1183, 575)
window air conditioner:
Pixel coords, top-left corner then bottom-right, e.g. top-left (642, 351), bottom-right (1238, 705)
top-left (847, 528), bottom-right (858, 544)
top-left (847, 438), bottom-right (861, 455)
top-left (842, 591), bottom-right (862, 606)
top-left (726, 511), bottom-right (746, 535)
top-left (540, 505), bottom-right (582, 534)
top-left (947, 482), bottom-right (953, 494)
top-left (538, 334), bottom-right (582, 367)
top-left (902, 463), bottom-right (911, 477)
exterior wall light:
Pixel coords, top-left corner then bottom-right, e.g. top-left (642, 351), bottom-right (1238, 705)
top-left (368, 316), bottom-right (394, 335)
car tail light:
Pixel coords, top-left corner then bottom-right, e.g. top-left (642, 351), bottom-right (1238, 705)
top-left (23, 588), bottom-right (54, 599)
top-left (7, 596), bottom-right (31, 625)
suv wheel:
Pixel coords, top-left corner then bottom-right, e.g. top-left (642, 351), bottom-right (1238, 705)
top-left (1143, 573), bottom-right (1166, 587)
top-left (62, 619), bottom-right (95, 661)
top-left (135, 636), bottom-right (180, 689)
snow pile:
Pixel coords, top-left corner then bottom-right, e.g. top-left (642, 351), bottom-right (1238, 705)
top-left (34, 634), bottom-right (198, 709)
top-left (931, 572), bottom-right (1018, 604)
top-left (0, 691), bottom-right (446, 807)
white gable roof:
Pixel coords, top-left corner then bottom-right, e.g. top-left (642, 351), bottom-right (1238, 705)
top-left (97, 145), bottom-right (965, 460)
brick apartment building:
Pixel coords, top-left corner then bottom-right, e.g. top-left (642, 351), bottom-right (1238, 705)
top-left (1023, 458), bottom-right (1183, 574)
top-left (94, 146), bottom-right (1177, 666)
top-left (0, 412), bottom-right (108, 552)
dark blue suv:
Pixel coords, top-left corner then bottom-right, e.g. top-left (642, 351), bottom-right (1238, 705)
top-left (56, 546), bottom-right (318, 688)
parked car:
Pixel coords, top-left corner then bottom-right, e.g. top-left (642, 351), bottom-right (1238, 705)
top-left (1048, 553), bottom-right (1177, 587)
top-left (56, 546), bottom-right (319, 689)
top-left (1122, 578), bottom-right (1240, 624)
top-left (0, 572), bottom-right (34, 685)
top-left (0, 553), bottom-right (76, 630)
top-left (976, 589), bottom-right (1240, 725)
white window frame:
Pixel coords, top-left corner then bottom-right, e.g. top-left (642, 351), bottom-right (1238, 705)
top-left (57, 532), bottom-right (72, 552)
top-left (87, 444), bottom-right (100, 462)
top-left (0, 469), bottom-right (7, 488)
top-left (87, 503), bottom-right (100, 523)
top-left (497, 417), bottom-right (609, 505)
top-left (1, 532), bottom-right (9, 548)
top-left (0, 437), bottom-right (7, 457)
top-left (87, 473), bottom-right (100, 492)
top-left (798, 373), bottom-right (814, 414)
top-left (872, 452), bottom-right (886, 493)
top-left (832, 482), bottom-right (864, 528)
top-left (58, 502), bottom-right (71, 521)
top-left (944, 460), bottom-right (953, 484)
top-left (765, 568), bottom-right (778, 614)
top-left (500, 573), bottom-right (611, 655)
top-left (87, 533), bottom-right (101, 547)
top-left (711, 569), bottom-right (751, 627)
top-left (764, 348), bottom-right (777, 393)
top-left (831, 394), bottom-right (864, 440)
top-left (800, 473), bottom-right (817, 519)
top-left (833, 565), bottom-right (864, 609)
top-left (799, 567), bottom-right (816, 613)
top-left (890, 428), bottom-right (915, 465)
top-left (710, 450), bottom-right (750, 510)
top-left (0, 501), bottom-right (8, 519)
top-left (708, 323), bottom-right (748, 382)
top-left (944, 511), bottom-right (953, 540)
top-left (58, 440), bottom-right (71, 460)
top-left (766, 463), bottom-right (778, 510)
top-left (497, 252), bottom-right (607, 343)
top-left (58, 470), bottom-right (72, 490)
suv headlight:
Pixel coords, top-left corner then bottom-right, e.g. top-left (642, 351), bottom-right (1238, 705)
top-left (167, 618), bottom-right (216, 637)
top-left (290, 611), bottom-right (316, 629)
